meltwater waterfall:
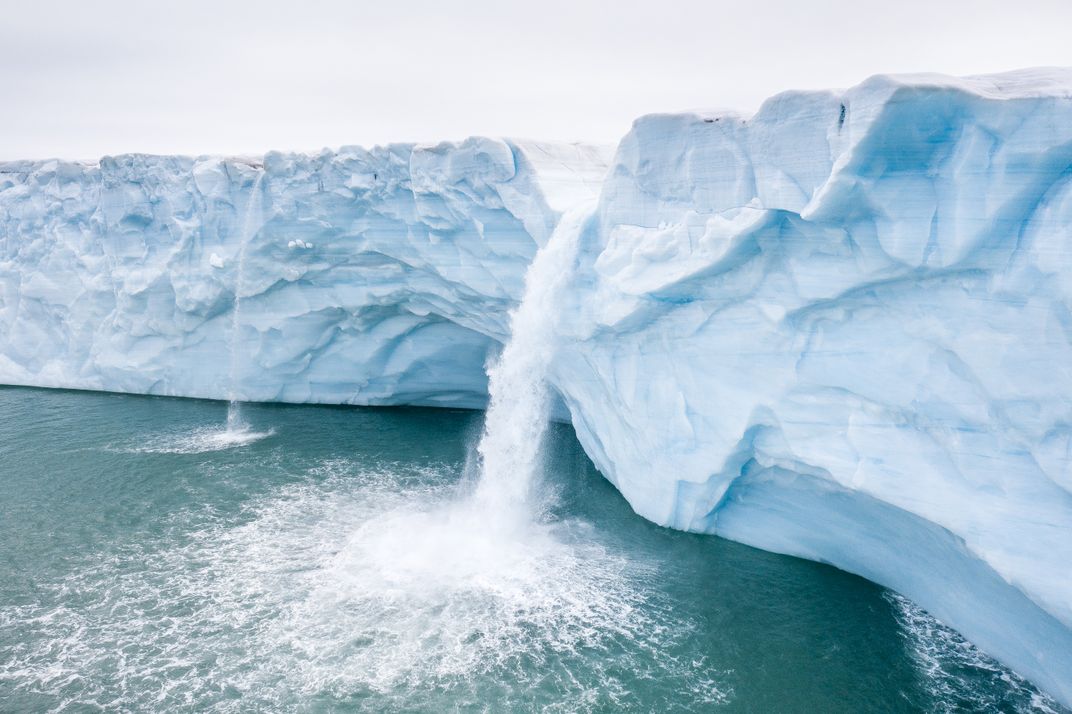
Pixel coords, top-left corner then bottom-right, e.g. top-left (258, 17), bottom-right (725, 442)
top-left (226, 171), bottom-right (266, 434)
top-left (472, 202), bottom-right (593, 520)
top-left (5, 70), bottom-right (1072, 710)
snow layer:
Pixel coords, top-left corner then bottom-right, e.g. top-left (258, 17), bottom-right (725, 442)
top-left (3, 68), bottom-right (1072, 705)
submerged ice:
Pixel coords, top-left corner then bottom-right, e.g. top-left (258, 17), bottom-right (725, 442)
top-left (3, 68), bottom-right (1072, 706)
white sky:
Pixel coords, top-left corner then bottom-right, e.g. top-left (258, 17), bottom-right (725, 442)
top-left (3, 0), bottom-right (1071, 160)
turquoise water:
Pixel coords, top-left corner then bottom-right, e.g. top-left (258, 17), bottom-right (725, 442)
top-left (0, 386), bottom-right (1063, 713)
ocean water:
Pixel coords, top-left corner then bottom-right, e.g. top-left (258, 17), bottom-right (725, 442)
top-left (0, 386), bottom-right (1063, 713)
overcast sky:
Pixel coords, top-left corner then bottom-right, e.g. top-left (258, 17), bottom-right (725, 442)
top-left (3, 0), bottom-right (1071, 160)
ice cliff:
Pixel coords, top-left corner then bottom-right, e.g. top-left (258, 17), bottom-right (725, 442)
top-left (0, 139), bottom-right (610, 406)
top-left (3, 68), bottom-right (1072, 705)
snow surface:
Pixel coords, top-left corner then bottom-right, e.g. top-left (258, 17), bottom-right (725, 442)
top-left (3, 68), bottom-right (1072, 705)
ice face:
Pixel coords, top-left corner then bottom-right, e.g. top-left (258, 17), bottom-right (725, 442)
top-left (0, 139), bottom-right (612, 407)
top-left (3, 68), bottom-right (1072, 706)
top-left (554, 67), bottom-right (1072, 706)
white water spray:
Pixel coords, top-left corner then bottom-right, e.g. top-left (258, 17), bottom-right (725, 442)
top-left (226, 171), bottom-right (266, 433)
top-left (472, 201), bottom-right (593, 521)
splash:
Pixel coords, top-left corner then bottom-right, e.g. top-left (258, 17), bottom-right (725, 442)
top-left (114, 424), bottom-right (275, 454)
top-left (227, 170), bottom-right (266, 433)
top-left (472, 201), bottom-right (593, 523)
top-left (885, 592), bottom-right (1062, 713)
top-left (0, 460), bottom-right (723, 711)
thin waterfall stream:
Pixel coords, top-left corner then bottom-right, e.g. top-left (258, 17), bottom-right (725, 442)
top-left (226, 170), bottom-right (266, 434)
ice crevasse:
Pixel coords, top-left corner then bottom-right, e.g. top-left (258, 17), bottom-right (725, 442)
top-left (3, 68), bottom-right (1072, 705)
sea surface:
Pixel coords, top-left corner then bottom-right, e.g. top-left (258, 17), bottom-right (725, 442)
top-left (0, 386), bottom-right (1063, 712)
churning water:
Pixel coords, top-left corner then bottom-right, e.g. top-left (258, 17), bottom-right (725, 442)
top-left (0, 387), bottom-right (1063, 712)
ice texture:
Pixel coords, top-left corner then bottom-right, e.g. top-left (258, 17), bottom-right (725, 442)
top-left (3, 68), bottom-right (1072, 705)
top-left (0, 139), bottom-right (611, 407)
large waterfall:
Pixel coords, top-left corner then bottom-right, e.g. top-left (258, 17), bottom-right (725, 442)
top-left (472, 202), bottom-right (593, 522)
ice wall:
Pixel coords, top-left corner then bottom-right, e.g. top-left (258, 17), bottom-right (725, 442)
top-left (2, 68), bottom-right (1072, 705)
top-left (553, 67), bottom-right (1072, 705)
top-left (0, 140), bottom-right (610, 407)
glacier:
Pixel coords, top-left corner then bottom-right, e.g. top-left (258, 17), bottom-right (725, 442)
top-left (0, 139), bottom-right (611, 407)
top-left (3, 67), bottom-right (1072, 705)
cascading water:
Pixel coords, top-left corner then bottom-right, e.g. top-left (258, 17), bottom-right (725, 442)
top-left (471, 201), bottom-right (594, 523)
top-left (226, 170), bottom-right (266, 434)
top-left (103, 201), bottom-right (626, 698)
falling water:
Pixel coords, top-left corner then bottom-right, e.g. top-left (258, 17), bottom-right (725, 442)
top-left (226, 170), bottom-right (266, 433)
top-left (472, 201), bottom-right (594, 521)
